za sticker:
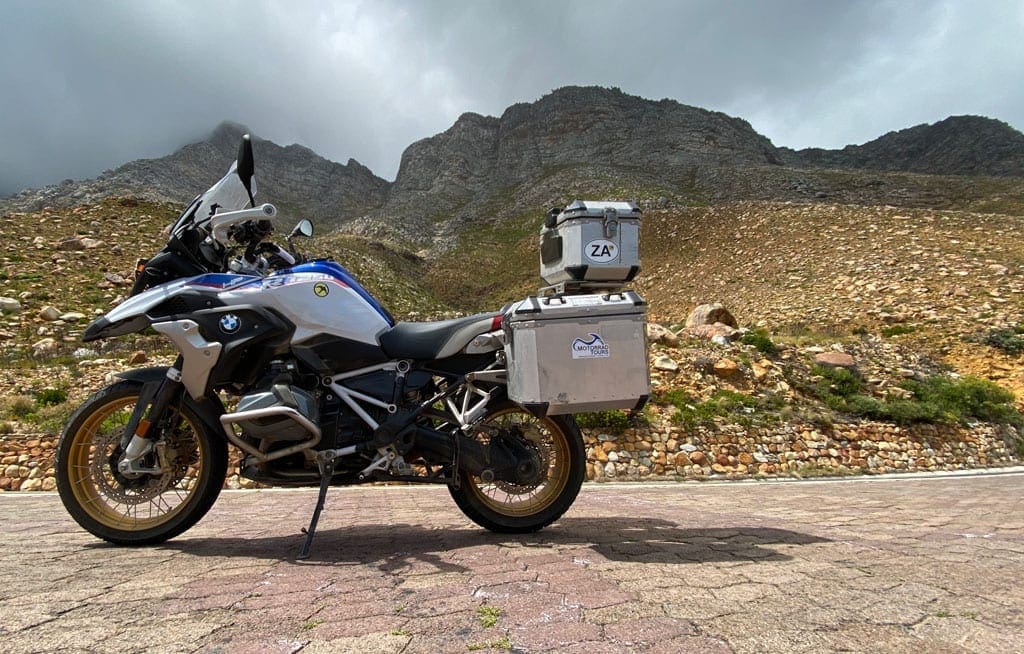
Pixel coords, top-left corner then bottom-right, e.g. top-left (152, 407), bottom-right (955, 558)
top-left (585, 239), bottom-right (618, 263)
top-left (571, 333), bottom-right (610, 359)
top-left (313, 282), bottom-right (330, 297)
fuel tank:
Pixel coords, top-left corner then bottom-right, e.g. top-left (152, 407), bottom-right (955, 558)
top-left (217, 261), bottom-right (394, 345)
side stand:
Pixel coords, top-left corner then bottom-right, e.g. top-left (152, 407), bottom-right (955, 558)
top-left (298, 456), bottom-right (334, 560)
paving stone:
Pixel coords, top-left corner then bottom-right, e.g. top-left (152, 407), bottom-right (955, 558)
top-left (1, 474), bottom-right (1023, 652)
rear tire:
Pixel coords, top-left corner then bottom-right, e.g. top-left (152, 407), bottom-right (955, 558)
top-left (448, 402), bottom-right (585, 533)
top-left (56, 380), bottom-right (227, 545)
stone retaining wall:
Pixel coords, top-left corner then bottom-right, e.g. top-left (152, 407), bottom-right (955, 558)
top-left (2, 421), bottom-right (1020, 492)
top-left (582, 420), bottom-right (1022, 480)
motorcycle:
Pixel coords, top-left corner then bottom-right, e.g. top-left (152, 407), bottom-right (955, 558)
top-left (55, 135), bottom-right (586, 558)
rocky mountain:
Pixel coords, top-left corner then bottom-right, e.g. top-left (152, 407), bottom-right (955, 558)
top-left (349, 87), bottom-right (1024, 249)
top-left (387, 86), bottom-right (781, 212)
top-left (779, 115), bottom-right (1024, 177)
top-left (3, 87), bottom-right (1023, 243)
top-left (0, 122), bottom-right (389, 225)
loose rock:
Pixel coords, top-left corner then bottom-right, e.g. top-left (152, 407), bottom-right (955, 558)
top-left (127, 351), bottom-right (148, 365)
top-left (0, 297), bottom-right (22, 313)
top-left (38, 306), bottom-right (61, 321)
top-left (653, 355), bottom-right (679, 372)
top-left (713, 358), bottom-right (740, 378)
top-left (645, 323), bottom-right (679, 347)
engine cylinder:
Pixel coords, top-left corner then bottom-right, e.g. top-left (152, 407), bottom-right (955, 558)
top-left (234, 385), bottom-right (319, 442)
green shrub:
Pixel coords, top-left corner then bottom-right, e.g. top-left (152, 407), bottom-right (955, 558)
top-left (740, 328), bottom-right (777, 355)
top-left (900, 376), bottom-right (1023, 427)
top-left (575, 410), bottom-right (633, 434)
top-left (881, 324), bottom-right (918, 338)
top-left (978, 326), bottom-right (1024, 355)
top-left (35, 388), bottom-right (68, 407)
top-left (34, 404), bottom-right (74, 434)
top-left (657, 389), bottom-right (774, 429)
top-left (811, 365), bottom-right (862, 398)
top-left (806, 369), bottom-right (1023, 428)
top-left (4, 396), bottom-right (36, 419)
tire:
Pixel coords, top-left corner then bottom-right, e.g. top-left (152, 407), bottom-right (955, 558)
top-left (448, 401), bottom-right (585, 533)
top-left (56, 380), bottom-right (228, 545)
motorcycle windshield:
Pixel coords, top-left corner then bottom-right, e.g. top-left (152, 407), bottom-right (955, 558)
top-left (171, 161), bottom-right (255, 237)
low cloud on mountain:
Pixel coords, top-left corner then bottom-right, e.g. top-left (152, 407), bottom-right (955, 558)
top-left (1, 0), bottom-right (1022, 196)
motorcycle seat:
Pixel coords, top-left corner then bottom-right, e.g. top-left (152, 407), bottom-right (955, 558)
top-left (379, 312), bottom-right (499, 360)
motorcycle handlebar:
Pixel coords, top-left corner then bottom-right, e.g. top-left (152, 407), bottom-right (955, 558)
top-left (211, 203), bottom-right (277, 244)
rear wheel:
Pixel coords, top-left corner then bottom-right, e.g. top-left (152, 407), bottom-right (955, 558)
top-left (448, 402), bottom-right (585, 533)
top-left (56, 380), bottom-right (227, 545)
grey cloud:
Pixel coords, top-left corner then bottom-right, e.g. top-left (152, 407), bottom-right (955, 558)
top-left (1, 0), bottom-right (1021, 197)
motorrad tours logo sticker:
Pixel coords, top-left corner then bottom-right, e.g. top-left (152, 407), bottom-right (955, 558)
top-left (571, 333), bottom-right (610, 359)
top-left (585, 239), bottom-right (618, 263)
top-left (219, 314), bottom-right (241, 333)
top-left (313, 282), bottom-right (329, 297)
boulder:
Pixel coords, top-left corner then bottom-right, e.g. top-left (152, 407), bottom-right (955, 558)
top-left (686, 303), bottom-right (738, 328)
top-left (814, 351), bottom-right (857, 370)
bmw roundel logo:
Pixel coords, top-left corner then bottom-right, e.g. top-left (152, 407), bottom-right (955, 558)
top-left (219, 314), bottom-right (241, 333)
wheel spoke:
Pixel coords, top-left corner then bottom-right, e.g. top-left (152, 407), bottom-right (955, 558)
top-left (62, 392), bottom-right (206, 532)
top-left (461, 407), bottom-right (573, 518)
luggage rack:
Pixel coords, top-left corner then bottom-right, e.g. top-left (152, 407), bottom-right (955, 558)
top-left (537, 280), bottom-right (629, 298)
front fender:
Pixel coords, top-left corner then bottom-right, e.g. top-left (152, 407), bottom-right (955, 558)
top-left (115, 367), bottom-right (227, 439)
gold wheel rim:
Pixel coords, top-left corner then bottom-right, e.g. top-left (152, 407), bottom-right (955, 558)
top-left (66, 395), bottom-right (205, 531)
top-left (465, 408), bottom-right (571, 518)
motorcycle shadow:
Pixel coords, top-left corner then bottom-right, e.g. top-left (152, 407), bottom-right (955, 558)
top-left (153, 517), bottom-right (830, 568)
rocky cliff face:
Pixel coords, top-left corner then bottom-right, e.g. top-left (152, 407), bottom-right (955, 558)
top-left (350, 86), bottom-right (792, 247)
top-left (0, 122), bottom-right (390, 226)
top-left (351, 87), bottom-right (1024, 248)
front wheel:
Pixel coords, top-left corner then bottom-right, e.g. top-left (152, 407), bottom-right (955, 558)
top-left (448, 402), bottom-right (585, 533)
top-left (56, 380), bottom-right (228, 545)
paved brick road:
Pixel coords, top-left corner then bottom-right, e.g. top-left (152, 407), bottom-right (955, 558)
top-left (1, 472), bottom-right (1023, 653)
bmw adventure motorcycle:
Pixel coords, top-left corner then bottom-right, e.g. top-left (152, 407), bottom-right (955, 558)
top-left (56, 135), bottom-right (586, 558)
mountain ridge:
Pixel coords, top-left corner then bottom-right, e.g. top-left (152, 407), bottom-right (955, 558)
top-left (779, 115), bottom-right (1024, 177)
top-left (3, 87), bottom-right (1023, 233)
top-left (0, 121), bottom-right (389, 222)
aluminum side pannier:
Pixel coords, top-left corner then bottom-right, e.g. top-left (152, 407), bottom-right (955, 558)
top-left (504, 291), bottom-right (650, 416)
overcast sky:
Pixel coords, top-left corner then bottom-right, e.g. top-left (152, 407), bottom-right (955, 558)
top-left (1, 0), bottom-right (1022, 196)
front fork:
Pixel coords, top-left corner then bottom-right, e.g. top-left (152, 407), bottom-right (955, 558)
top-left (118, 357), bottom-right (185, 477)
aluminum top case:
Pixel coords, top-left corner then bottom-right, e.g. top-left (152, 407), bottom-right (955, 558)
top-left (540, 200), bottom-right (642, 288)
top-left (504, 291), bottom-right (650, 417)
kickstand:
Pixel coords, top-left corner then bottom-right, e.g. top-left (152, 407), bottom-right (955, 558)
top-left (298, 456), bottom-right (334, 560)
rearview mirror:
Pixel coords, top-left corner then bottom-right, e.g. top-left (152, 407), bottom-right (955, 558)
top-left (289, 219), bottom-right (313, 239)
top-left (237, 134), bottom-right (255, 207)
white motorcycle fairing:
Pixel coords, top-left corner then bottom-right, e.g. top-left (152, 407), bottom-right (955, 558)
top-left (84, 261), bottom-right (502, 400)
